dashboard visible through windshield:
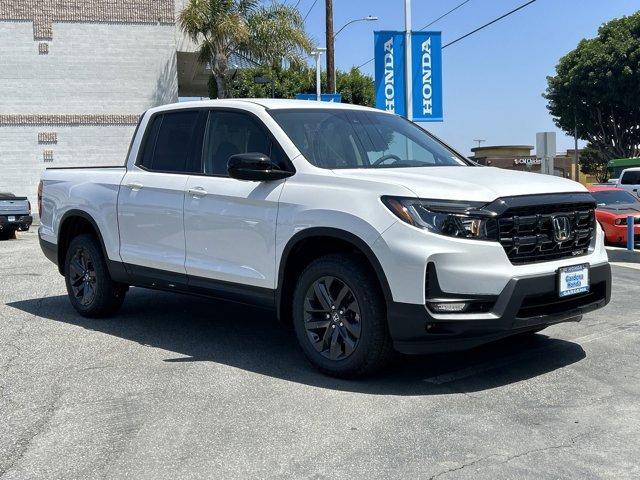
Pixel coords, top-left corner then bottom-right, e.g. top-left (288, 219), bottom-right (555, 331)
top-left (269, 109), bottom-right (469, 169)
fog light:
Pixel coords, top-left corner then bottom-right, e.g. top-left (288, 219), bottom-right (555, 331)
top-left (428, 302), bottom-right (468, 313)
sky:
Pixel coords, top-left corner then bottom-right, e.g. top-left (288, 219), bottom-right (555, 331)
top-left (297, 0), bottom-right (639, 155)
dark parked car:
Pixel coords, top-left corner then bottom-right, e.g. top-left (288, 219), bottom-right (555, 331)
top-left (0, 192), bottom-right (33, 240)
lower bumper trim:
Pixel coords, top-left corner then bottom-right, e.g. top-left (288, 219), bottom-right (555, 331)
top-left (388, 263), bottom-right (611, 355)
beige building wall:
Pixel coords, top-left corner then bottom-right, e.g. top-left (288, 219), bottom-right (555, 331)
top-left (0, 1), bottom-right (179, 210)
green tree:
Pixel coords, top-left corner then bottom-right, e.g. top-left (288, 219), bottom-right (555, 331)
top-left (219, 65), bottom-right (375, 107)
top-left (179, 0), bottom-right (312, 99)
top-left (336, 68), bottom-right (375, 107)
top-left (579, 144), bottom-right (610, 183)
top-left (545, 12), bottom-right (640, 161)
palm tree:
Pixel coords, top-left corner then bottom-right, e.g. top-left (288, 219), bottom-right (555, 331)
top-left (179, 0), bottom-right (313, 99)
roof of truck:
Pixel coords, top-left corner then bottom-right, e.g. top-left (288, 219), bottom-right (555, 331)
top-left (151, 98), bottom-right (383, 113)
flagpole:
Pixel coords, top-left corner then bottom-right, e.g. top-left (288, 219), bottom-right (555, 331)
top-left (404, 0), bottom-right (413, 121)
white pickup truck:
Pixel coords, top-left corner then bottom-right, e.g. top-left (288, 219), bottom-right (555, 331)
top-left (39, 99), bottom-right (611, 377)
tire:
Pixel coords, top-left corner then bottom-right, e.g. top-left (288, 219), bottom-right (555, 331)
top-left (64, 234), bottom-right (127, 317)
top-left (292, 254), bottom-right (393, 378)
top-left (0, 228), bottom-right (16, 240)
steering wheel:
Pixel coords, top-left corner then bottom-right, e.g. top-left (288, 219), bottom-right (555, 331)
top-left (372, 153), bottom-right (403, 166)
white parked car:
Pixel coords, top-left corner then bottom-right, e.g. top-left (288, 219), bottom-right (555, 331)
top-left (38, 100), bottom-right (611, 377)
top-left (616, 167), bottom-right (640, 198)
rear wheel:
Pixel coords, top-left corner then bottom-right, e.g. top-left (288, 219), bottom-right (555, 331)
top-left (64, 234), bottom-right (127, 317)
top-left (292, 254), bottom-right (393, 378)
top-left (0, 228), bottom-right (16, 240)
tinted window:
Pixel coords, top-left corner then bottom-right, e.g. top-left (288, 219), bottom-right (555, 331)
top-left (139, 116), bottom-right (161, 169)
top-left (146, 111), bottom-right (199, 173)
top-left (269, 109), bottom-right (467, 169)
top-left (621, 171), bottom-right (640, 185)
top-left (203, 111), bottom-right (273, 176)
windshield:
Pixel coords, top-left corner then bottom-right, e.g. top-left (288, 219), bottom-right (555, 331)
top-left (269, 109), bottom-right (468, 169)
top-left (591, 190), bottom-right (639, 206)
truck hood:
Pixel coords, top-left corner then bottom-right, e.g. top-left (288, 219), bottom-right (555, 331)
top-left (331, 166), bottom-right (587, 203)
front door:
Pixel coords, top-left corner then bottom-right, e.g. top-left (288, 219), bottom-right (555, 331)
top-left (118, 109), bottom-right (202, 280)
top-left (183, 109), bottom-right (289, 298)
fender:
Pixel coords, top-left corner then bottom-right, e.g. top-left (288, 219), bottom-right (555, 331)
top-left (57, 209), bottom-right (130, 283)
top-left (276, 227), bottom-right (393, 319)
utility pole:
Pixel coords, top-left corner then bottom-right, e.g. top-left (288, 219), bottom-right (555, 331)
top-left (473, 139), bottom-right (486, 148)
top-left (325, 0), bottom-right (335, 94)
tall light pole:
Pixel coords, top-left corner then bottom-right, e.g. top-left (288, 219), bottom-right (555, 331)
top-left (332, 15), bottom-right (378, 92)
top-left (334, 15), bottom-right (379, 38)
top-left (325, 0), bottom-right (335, 94)
top-left (310, 48), bottom-right (326, 101)
top-left (404, 0), bottom-right (413, 121)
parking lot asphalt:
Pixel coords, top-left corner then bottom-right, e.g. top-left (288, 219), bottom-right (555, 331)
top-left (1, 231), bottom-right (639, 479)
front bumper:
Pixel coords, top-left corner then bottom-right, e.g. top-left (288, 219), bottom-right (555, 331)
top-left (389, 262), bottom-right (611, 354)
top-left (0, 214), bottom-right (32, 230)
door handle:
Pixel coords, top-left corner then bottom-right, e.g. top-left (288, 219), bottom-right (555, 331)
top-left (126, 182), bottom-right (143, 191)
top-left (188, 187), bottom-right (207, 198)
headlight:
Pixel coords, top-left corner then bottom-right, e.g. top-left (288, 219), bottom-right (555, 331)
top-left (382, 196), bottom-right (499, 240)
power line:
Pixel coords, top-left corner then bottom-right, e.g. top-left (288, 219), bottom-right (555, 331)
top-left (443, 0), bottom-right (537, 49)
top-left (356, 0), bottom-right (473, 69)
top-left (302, 0), bottom-right (318, 22)
top-left (419, 0), bottom-right (472, 30)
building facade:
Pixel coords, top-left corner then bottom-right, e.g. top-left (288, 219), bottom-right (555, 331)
top-left (0, 1), bottom-right (211, 210)
top-left (470, 145), bottom-right (593, 184)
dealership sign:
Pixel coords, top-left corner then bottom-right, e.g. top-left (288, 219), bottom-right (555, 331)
top-left (374, 31), bottom-right (443, 122)
top-left (374, 31), bottom-right (406, 117)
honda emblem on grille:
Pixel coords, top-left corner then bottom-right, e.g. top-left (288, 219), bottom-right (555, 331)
top-left (552, 215), bottom-right (572, 242)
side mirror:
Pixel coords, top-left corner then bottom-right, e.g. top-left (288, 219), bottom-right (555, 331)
top-left (227, 153), bottom-right (293, 181)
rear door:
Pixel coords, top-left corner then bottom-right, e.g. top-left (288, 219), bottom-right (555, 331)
top-left (118, 109), bottom-right (204, 282)
top-left (619, 170), bottom-right (640, 198)
top-left (183, 109), bottom-right (289, 297)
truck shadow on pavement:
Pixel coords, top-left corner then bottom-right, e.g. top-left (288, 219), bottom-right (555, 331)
top-left (8, 288), bottom-right (586, 395)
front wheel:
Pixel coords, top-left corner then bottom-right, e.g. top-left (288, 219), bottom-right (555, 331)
top-left (64, 234), bottom-right (127, 317)
top-left (292, 254), bottom-right (393, 378)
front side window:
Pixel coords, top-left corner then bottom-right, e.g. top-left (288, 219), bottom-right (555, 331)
top-left (269, 109), bottom-right (468, 169)
top-left (203, 111), bottom-right (274, 176)
top-left (138, 110), bottom-right (200, 173)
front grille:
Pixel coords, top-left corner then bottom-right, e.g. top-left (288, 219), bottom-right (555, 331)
top-left (497, 202), bottom-right (595, 264)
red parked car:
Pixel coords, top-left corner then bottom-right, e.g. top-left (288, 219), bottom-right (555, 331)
top-left (588, 185), bottom-right (640, 245)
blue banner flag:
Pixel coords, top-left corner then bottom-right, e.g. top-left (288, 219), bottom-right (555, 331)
top-left (411, 31), bottom-right (443, 122)
top-left (374, 31), bottom-right (406, 117)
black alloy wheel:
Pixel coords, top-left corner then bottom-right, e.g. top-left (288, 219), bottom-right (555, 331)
top-left (292, 254), bottom-right (393, 378)
top-left (68, 247), bottom-right (98, 306)
top-left (303, 275), bottom-right (362, 361)
top-left (64, 234), bottom-right (127, 317)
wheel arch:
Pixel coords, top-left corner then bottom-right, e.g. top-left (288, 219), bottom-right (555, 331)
top-left (276, 227), bottom-right (392, 325)
top-left (57, 210), bottom-right (128, 282)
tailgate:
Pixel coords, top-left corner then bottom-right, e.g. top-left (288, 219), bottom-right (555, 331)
top-left (0, 197), bottom-right (29, 215)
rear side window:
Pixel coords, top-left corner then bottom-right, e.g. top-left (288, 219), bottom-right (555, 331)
top-left (621, 171), bottom-right (640, 185)
top-left (138, 110), bottom-right (200, 173)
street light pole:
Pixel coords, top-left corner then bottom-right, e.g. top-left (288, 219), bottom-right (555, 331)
top-left (310, 48), bottom-right (326, 101)
top-left (404, 0), bottom-right (413, 121)
top-left (332, 15), bottom-right (378, 93)
top-left (325, 0), bottom-right (335, 94)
